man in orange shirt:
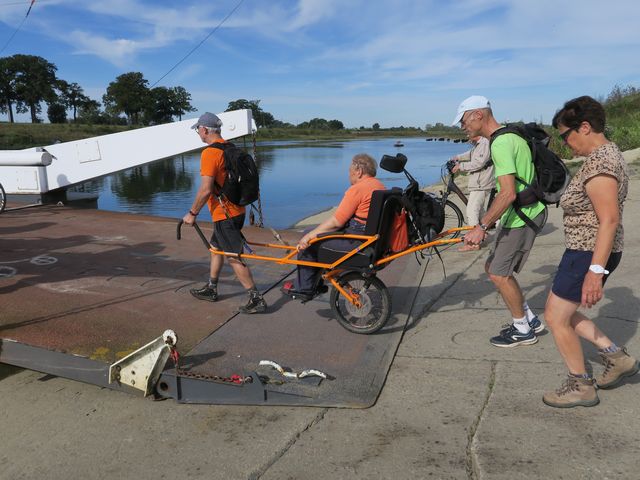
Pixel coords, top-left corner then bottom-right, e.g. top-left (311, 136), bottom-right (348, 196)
top-left (282, 153), bottom-right (385, 299)
top-left (182, 112), bottom-right (267, 314)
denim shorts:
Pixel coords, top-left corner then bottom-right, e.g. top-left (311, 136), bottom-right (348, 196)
top-left (551, 249), bottom-right (622, 303)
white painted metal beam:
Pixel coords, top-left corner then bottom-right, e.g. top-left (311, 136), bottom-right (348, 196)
top-left (0, 109), bottom-right (253, 194)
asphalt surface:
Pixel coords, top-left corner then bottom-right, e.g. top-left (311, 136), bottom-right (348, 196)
top-left (1, 170), bottom-right (639, 479)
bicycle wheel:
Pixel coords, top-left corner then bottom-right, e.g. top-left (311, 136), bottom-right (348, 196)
top-left (330, 272), bottom-right (391, 334)
top-left (435, 199), bottom-right (465, 251)
top-left (0, 183), bottom-right (6, 214)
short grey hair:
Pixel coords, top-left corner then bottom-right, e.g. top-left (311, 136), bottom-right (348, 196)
top-left (202, 125), bottom-right (221, 134)
top-left (351, 153), bottom-right (377, 177)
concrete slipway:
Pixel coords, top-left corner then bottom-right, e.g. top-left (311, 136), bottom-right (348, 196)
top-left (1, 163), bottom-right (639, 479)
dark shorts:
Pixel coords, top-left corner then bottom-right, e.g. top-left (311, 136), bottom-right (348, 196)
top-left (551, 249), bottom-right (622, 303)
top-left (486, 211), bottom-right (545, 276)
top-left (210, 214), bottom-right (246, 254)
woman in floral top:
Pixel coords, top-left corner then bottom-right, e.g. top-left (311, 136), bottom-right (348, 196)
top-left (543, 96), bottom-right (638, 408)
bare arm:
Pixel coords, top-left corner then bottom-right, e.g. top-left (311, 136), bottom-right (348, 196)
top-left (581, 174), bottom-right (620, 308)
top-left (297, 215), bottom-right (344, 250)
top-left (182, 175), bottom-right (215, 225)
top-left (463, 174), bottom-right (516, 245)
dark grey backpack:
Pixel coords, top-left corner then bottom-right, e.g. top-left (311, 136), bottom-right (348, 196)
top-left (490, 123), bottom-right (570, 232)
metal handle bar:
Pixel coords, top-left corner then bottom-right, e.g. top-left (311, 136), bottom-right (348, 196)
top-left (176, 220), bottom-right (212, 250)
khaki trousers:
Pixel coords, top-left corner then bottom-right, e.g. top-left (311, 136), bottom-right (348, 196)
top-left (466, 189), bottom-right (492, 226)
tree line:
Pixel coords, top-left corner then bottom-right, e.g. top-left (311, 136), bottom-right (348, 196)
top-left (0, 54), bottom-right (349, 129)
top-left (0, 54), bottom-right (196, 125)
top-left (226, 99), bottom-right (344, 130)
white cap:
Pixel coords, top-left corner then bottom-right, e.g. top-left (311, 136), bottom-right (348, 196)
top-left (451, 95), bottom-right (491, 126)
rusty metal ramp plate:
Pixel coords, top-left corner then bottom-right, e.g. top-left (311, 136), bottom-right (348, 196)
top-left (0, 206), bottom-right (292, 362)
top-left (167, 254), bottom-right (422, 408)
top-left (1, 206), bottom-right (425, 408)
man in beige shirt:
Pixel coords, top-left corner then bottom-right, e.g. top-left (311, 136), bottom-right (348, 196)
top-left (451, 135), bottom-right (495, 251)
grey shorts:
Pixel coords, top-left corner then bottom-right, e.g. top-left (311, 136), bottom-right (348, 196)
top-left (210, 214), bottom-right (246, 254)
top-left (485, 211), bottom-right (545, 277)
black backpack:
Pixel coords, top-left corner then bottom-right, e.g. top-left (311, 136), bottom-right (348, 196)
top-left (490, 123), bottom-right (570, 232)
top-left (402, 188), bottom-right (445, 243)
top-left (209, 142), bottom-right (260, 206)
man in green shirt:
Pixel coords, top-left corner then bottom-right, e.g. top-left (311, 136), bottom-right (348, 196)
top-left (452, 95), bottom-right (546, 347)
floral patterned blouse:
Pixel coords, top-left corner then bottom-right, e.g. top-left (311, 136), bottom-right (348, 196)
top-left (560, 142), bottom-right (628, 252)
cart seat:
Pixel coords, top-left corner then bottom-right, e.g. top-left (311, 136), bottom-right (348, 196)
top-left (317, 188), bottom-right (403, 268)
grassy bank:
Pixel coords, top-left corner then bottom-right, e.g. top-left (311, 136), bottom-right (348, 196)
top-left (254, 127), bottom-right (433, 141)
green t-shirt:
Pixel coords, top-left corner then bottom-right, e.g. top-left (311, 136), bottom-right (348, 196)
top-left (490, 130), bottom-right (546, 228)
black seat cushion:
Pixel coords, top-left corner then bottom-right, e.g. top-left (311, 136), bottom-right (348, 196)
top-left (316, 188), bottom-right (403, 268)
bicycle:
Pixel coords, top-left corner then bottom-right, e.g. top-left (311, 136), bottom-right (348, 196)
top-left (432, 160), bottom-right (484, 250)
top-left (0, 182), bottom-right (6, 213)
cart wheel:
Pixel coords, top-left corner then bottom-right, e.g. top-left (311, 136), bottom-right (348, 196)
top-left (330, 272), bottom-right (391, 334)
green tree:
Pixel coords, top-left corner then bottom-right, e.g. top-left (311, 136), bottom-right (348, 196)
top-left (308, 117), bottom-right (328, 129)
top-left (0, 56), bottom-right (19, 123)
top-left (372, 122), bottom-right (380, 130)
top-left (103, 72), bottom-right (150, 124)
top-left (328, 119), bottom-right (344, 130)
top-left (143, 86), bottom-right (174, 125)
top-left (171, 86), bottom-right (195, 121)
top-left (226, 98), bottom-right (275, 128)
top-left (47, 102), bottom-right (67, 123)
top-left (77, 98), bottom-right (103, 124)
top-left (12, 54), bottom-right (58, 123)
top-left (57, 80), bottom-right (90, 122)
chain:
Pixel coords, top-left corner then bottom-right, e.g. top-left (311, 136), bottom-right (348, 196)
top-left (252, 131), bottom-right (264, 227)
top-left (169, 348), bottom-right (252, 385)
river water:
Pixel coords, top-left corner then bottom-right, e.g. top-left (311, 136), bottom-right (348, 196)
top-left (74, 137), bottom-right (468, 229)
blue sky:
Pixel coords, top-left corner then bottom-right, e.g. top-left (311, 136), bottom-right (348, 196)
top-left (1, 0), bottom-right (639, 127)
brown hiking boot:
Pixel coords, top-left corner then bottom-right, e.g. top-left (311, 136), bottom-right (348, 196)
top-left (543, 375), bottom-right (599, 408)
top-left (595, 347), bottom-right (639, 389)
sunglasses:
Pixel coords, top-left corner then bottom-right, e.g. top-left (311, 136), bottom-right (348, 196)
top-left (559, 127), bottom-right (578, 144)
top-left (460, 110), bottom-right (476, 128)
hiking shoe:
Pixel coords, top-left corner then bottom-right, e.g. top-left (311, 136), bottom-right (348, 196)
top-left (595, 347), bottom-right (639, 389)
top-left (190, 283), bottom-right (218, 302)
top-left (543, 375), bottom-right (599, 408)
top-left (490, 324), bottom-right (538, 348)
top-left (238, 294), bottom-right (267, 314)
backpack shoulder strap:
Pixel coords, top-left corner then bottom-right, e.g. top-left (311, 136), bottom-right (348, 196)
top-left (206, 143), bottom-right (231, 195)
top-left (513, 205), bottom-right (544, 234)
top-left (489, 124), bottom-right (525, 144)
top-left (489, 125), bottom-right (532, 187)
top-left (208, 141), bottom-right (234, 152)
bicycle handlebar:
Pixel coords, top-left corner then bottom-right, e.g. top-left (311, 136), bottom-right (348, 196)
top-left (445, 159), bottom-right (457, 174)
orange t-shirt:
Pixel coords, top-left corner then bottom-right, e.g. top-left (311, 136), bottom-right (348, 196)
top-left (334, 176), bottom-right (386, 226)
top-left (200, 140), bottom-right (245, 222)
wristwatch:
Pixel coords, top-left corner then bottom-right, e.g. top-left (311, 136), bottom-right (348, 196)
top-left (589, 264), bottom-right (610, 275)
top-left (479, 223), bottom-right (489, 232)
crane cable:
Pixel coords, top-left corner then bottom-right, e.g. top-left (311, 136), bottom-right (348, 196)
top-left (150, 0), bottom-right (244, 88)
top-left (0, 0), bottom-right (36, 55)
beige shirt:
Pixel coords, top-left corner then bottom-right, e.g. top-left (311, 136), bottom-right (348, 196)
top-left (560, 142), bottom-right (628, 252)
top-left (457, 137), bottom-right (495, 191)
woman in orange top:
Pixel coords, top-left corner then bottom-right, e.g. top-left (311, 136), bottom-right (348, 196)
top-left (283, 153), bottom-right (385, 298)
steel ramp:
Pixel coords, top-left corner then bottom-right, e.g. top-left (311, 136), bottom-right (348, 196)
top-left (0, 206), bottom-right (425, 407)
